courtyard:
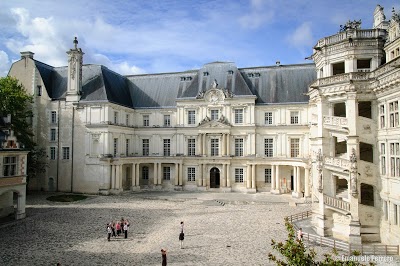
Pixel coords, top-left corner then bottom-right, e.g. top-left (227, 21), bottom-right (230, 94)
top-left (0, 191), bottom-right (396, 266)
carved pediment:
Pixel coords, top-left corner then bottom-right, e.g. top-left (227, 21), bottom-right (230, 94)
top-left (198, 116), bottom-right (231, 128)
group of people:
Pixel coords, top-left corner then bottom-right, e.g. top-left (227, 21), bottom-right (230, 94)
top-left (106, 218), bottom-right (130, 241)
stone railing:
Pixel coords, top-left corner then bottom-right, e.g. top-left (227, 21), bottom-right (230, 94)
top-left (323, 194), bottom-right (350, 212)
top-left (310, 72), bottom-right (370, 88)
top-left (323, 116), bottom-right (348, 128)
top-left (316, 29), bottom-right (386, 47)
top-left (324, 156), bottom-right (350, 169)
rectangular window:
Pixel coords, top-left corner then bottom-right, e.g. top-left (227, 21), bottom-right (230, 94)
top-left (390, 143), bottom-right (400, 177)
top-left (37, 85), bottom-right (42, 96)
top-left (290, 111), bottom-right (299, 124)
top-left (264, 138), bottom-right (273, 157)
top-left (389, 101), bottom-right (399, 127)
top-left (114, 111), bottom-right (118, 124)
top-left (290, 138), bottom-right (300, 158)
top-left (163, 139), bottom-right (171, 156)
top-left (142, 139), bottom-right (149, 156)
top-left (381, 143), bottom-right (386, 175)
top-left (163, 167), bottom-right (171, 180)
top-left (143, 115), bottom-right (149, 127)
top-left (188, 110), bottom-right (196, 125)
top-left (113, 138), bottom-right (118, 157)
top-left (126, 139), bottom-right (130, 156)
top-left (380, 104), bottom-right (385, 128)
top-left (164, 115), bottom-right (171, 127)
top-left (235, 138), bottom-right (244, 156)
top-left (187, 167), bottom-right (196, 182)
top-left (265, 168), bottom-right (272, 183)
top-left (188, 139), bottom-right (196, 156)
top-left (3, 156), bottom-right (17, 177)
top-left (265, 112), bottom-right (273, 125)
top-left (51, 111), bottom-right (57, 124)
top-left (142, 166), bottom-right (149, 180)
top-left (62, 147), bottom-right (70, 160)
top-left (211, 138), bottom-right (219, 156)
top-left (235, 109), bottom-right (243, 124)
top-left (394, 204), bottom-right (398, 225)
top-left (50, 147), bottom-right (56, 160)
top-left (211, 110), bottom-right (219, 120)
top-left (126, 114), bottom-right (129, 126)
top-left (235, 168), bottom-right (244, 183)
top-left (50, 128), bottom-right (57, 141)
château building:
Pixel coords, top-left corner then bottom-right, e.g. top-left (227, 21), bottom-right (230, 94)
top-left (6, 4), bottom-right (400, 246)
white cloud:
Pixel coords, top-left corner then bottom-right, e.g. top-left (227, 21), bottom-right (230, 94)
top-left (286, 22), bottom-right (314, 49)
top-left (238, 0), bottom-right (275, 29)
top-left (0, 50), bottom-right (10, 77)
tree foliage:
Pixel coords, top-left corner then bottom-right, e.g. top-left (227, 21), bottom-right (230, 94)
top-left (27, 146), bottom-right (49, 181)
top-left (268, 217), bottom-right (373, 266)
top-left (0, 76), bottom-right (34, 150)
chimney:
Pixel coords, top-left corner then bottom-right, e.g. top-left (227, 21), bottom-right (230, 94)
top-left (20, 51), bottom-right (34, 60)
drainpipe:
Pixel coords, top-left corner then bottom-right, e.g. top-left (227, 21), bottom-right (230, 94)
top-left (56, 101), bottom-right (60, 192)
top-left (70, 106), bottom-right (75, 192)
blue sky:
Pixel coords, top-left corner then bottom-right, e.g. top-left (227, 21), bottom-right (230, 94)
top-left (0, 0), bottom-right (399, 76)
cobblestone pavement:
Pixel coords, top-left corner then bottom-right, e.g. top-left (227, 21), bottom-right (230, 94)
top-left (0, 191), bottom-right (398, 266)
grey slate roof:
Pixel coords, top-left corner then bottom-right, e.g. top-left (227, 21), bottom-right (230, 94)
top-left (32, 59), bottom-right (316, 108)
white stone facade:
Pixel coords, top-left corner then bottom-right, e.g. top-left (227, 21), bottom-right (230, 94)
top-left (6, 5), bottom-right (400, 247)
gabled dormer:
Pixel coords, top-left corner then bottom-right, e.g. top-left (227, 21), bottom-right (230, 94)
top-left (0, 115), bottom-right (21, 150)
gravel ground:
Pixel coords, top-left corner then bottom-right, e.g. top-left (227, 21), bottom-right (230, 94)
top-left (0, 191), bottom-right (398, 266)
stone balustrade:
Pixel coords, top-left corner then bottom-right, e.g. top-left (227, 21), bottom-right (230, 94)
top-left (323, 194), bottom-right (350, 212)
top-left (323, 115), bottom-right (348, 128)
top-left (324, 156), bottom-right (350, 169)
top-left (310, 72), bottom-right (370, 88)
top-left (316, 29), bottom-right (386, 47)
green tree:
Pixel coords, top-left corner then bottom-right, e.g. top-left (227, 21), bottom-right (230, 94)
top-left (0, 76), bottom-right (34, 150)
top-left (268, 217), bottom-right (373, 266)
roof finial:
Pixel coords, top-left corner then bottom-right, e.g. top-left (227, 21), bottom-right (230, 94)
top-left (73, 37), bottom-right (78, 49)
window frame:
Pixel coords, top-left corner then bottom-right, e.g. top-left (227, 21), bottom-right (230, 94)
top-left (235, 138), bottom-right (244, 157)
top-left (143, 115), bottom-right (150, 127)
top-left (163, 139), bottom-right (171, 156)
top-left (211, 138), bottom-right (219, 156)
top-left (290, 111), bottom-right (299, 125)
top-left (290, 138), bottom-right (300, 158)
top-left (264, 138), bottom-right (274, 157)
top-left (188, 110), bottom-right (196, 125)
top-left (164, 114), bottom-right (171, 127)
top-left (235, 168), bottom-right (244, 183)
top-left (3, 156), bottom-right (17, 177)
top-left (62, 147), bottom-right (70, 160)
top-left (142, 139), bottom-right (149, 156)
top-left (187, 167), bottom-right (196, 182)
top-left (163, 166), bottom-right (171, 180)
top-left (234, 109), bottom-right (243, 124)
top-left (265, 168), bottom-right (272, 183)
top-left (265, 112), bottom-right (273, 125)
top-left (50, 147), bottom-right (56, 160)
top-left (188, 138), bottom-right (196, 156)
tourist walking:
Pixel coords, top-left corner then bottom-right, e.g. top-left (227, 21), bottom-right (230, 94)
top-left (107, 224), bottom-right (112, 241)
top-left (297, 227), bottom-right (303, 241)
top-left (124, 222), bottom-right (129, 239)
top-left (179, 221), bottom-right (184, 249)
top-left (116, 221), bottom-right (121, 236)
top-left (111, 222), bottom-right (116, 237)
top-left (161, 249), bottom-right (167, 266)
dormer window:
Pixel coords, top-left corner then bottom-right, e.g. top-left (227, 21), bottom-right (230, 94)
top-left (187, 77), bottom-right (192, 81)
top-left (247, 73), bottom-right (254, 78)
top-left (228, 70), bottom-right (234, 75)
top-left (203, 72), bottom-right (209, 76)
top-left (180, 77), bottom-right (186, 81)
top-left (254, 73), bottom-right (260, 77)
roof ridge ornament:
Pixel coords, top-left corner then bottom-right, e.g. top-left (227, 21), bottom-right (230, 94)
top-left (73, 37), bottom-right (78, 49)
top-left (339, 19), bottom-right (361, 32)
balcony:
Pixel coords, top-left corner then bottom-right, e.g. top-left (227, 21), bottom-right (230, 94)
top-left (310, 72), bottom-right (370, 88)
top-left (315, 29), bottom-right (386, 47)
top-left (323, 116), bottom-right (348, 130)
top-left (323, 194), bottom-right (350, 212)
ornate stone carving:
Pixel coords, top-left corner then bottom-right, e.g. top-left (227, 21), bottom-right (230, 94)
top-left (316, 149), bottom-right (324, 192)
top-left (339, 20), bottom-right (362, 32)
top-left (69, 55), bottom-right (76, 80)
top-left (196, 90), bottom-right (205, 99)
top-left (92, 134), bottom-right (101, 142)
top-left (349, 148), bottom-right (358, 196)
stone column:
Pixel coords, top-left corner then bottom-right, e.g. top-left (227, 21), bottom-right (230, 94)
top-left (226, 164), bottom-right (231, 187)
top-left (198, 164), bottom-right (203, 187)
top-left (246, 165), bottom-right (251, 189)
top-left (305, 166), bottom-right (310, 197)
top-left (135, 163), bottom-right (140, 187)
top-left (276, 165), bottom-right (280, 193)
top-left (202, 134), bottom-right (206, 156)
top-left (203, 164), bottom-right (207, 187)
top-left (154, 162), bottom-right (158, 185)
top-left (16, 193), bottom-right (26, 219)
top-left (222, 134), bottom-right (226, 156)
top-left (111, 165), bottom-right (116, 189)
top-left (296, 166), bottom-right (301, 195)
top-left (179, 163), bottom-right (183, 186)
top-left (226, 134), bottom-right (230, 156)
top-left (222, 164), bottom-right (227, 187)
top-left (293, 166), bottom-right (297, 193)
top-left (251, 164), bottom-right (256, 189)
top-left (119, 165), bottom-right (123, 189)
top-left (158, 162), bottom-right (162, 185)
top-left (175, 163), bottom-right (179, 186)
top-left (131, 163), bottom-right (136, 187)
top-left (198, 134), bottom-right (202, 155)
top-left (271, 165), bottom-right (276, 190)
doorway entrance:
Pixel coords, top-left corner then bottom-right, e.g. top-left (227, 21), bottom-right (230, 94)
top-left (210, 167), bottom-right (220, 188)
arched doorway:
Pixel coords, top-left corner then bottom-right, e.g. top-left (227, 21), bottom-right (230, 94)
top-left (210, 167), bottom-right (220, 188)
